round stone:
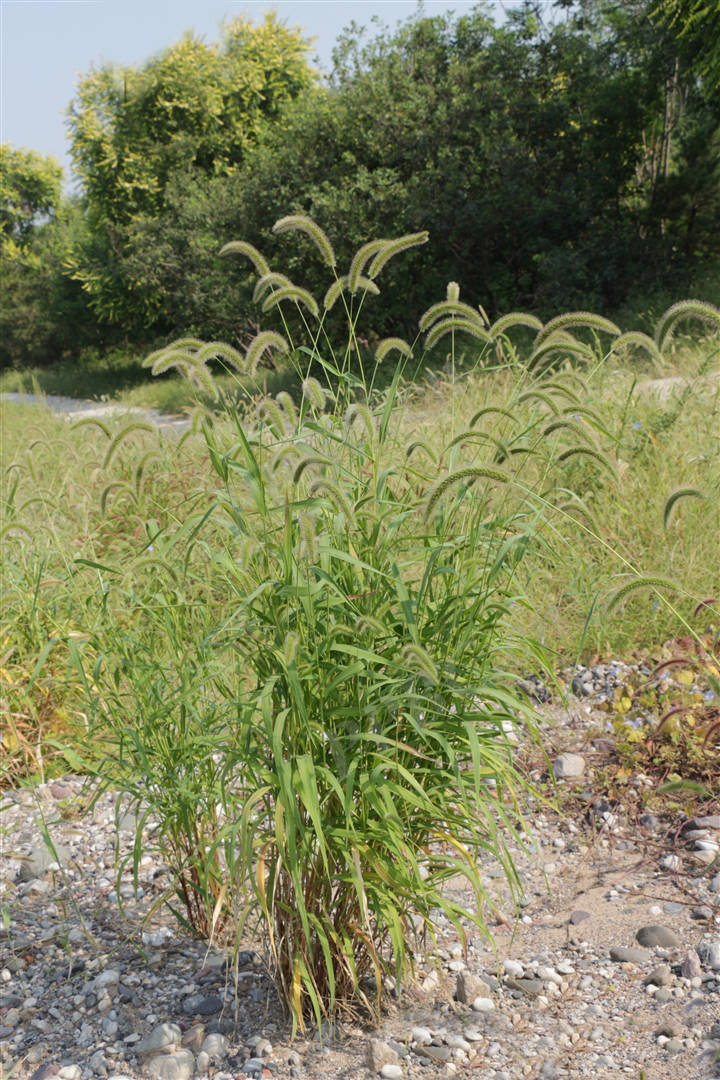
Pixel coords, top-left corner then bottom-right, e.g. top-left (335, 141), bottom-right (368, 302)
top-left (635, 925), bottom-right (682, 949)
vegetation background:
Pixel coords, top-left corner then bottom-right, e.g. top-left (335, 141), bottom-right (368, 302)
top-left (1, 0), bottom-right (719, 384)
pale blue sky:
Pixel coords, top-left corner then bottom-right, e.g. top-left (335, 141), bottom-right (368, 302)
top-left (1, 0), bottom-right (518, 182)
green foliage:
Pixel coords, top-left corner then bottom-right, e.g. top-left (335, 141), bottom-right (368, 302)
top-left (603, 618), bottom-right (720, 805)
top-left (652, 0), bottom-right (720, 99)
top-left (64, 13), bottom-right (317, 327)
top-left (0, 144), bottom-right (63, 256)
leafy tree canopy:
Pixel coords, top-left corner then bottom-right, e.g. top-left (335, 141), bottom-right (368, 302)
top-left (1, 144), bottom-right (63, 256)
top-left (66, 13), bottom-right (317, 225)
top-left (652, 0), bottom-right (720, 99)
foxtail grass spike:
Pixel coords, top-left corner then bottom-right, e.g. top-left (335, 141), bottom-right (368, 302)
top-left (272, 214), bottom-right (336, 268)
top-left (447, 282), bottom-right (460, 302)
top-left (253, 272), bottom-right (294, 304)
top-left (367, 231), bottom-right (429, 279)
top-left (71, 417), bottom-right (112, 439)
top-left (401, 644), bottom-right (439, 684)
top-left (469, 406), bottom-right (516, 427)
top-left (323, 275), bottom-right (380, 309)
top-left (425, 317), bottom-right (491, 351)
top-left (375, 337), bottom-right (412, 363)
top-left (262, 285), bottom-right (319, 320)
top-left (151, 349), bottom-right (197, 376)
top-left (103, 423), bottom-right (155, 470)
top-left (606, 576), bottom-right (679, 614)
top-left (424, 465), bottom-right (509, 520)
top-left (196, 342), bottom-right (246, 371)
top-left (534, 311), bottom-right (621, 347)
top-left (356, 614), bottom-right (389, 638)
top-left (557, 445), bottom-right (617, 478)
top-left (257, 399), bottom-right (290, 437)
top-left (489, 312), bottom-right (544, 338)
top-left (270, 444), bottom-right (301, 472)
top-left (143, 337), bottom-right (204, 368)
top-left (293, 455), bottom-right (332, 485)
top-left (219, 240), bottom-right (271, 277)
top-left (308, 478), bottom-right (355, 522)
top-left (543, 419), bottom-right (597, 446)
top-left (535, 380), bottom-right (581, 404)
top-left (100, 481), bottom-right (137, 516)
top-left (344, 404), bottom-right (375, 441)
top-left (663, 487), bottom-right (706, 528)
top-left (245, 331), bottom-right (289, 376)
top-left (515, 390), bottom-right (560, 415)
top-left (610, 331), bottom-right (665, 371)
top-left (654, 299), bottom-right (720, 351)
top-left (419, 300), bottom-right (487, 333)
top-left (276, 391), bottom-right (298, 431)
top-left (405, 440), bottom-right (438, 463)
top-left (348, 240), bottom-right (390, 292)
top-left (302, 377), bottom-right (326, 410)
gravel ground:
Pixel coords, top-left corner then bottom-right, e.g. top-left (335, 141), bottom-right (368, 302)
top-left (2, 664), bottom-right (719, 1080)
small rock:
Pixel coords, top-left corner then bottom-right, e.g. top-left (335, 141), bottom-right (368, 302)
top-left (697, 942), bottom-right (720, 970)
top-left (505, 976), bottom-right (544, 997)
top-left (241, 1061), bottom-right (264, 1077)
top-left (367, 1039), bottom-right (399, 1072)
top-left (93, 968), bottom-right (121, 991)
top-left (709, 874), bottom-right (720, 894)
top-left (569, 910), bottom-right (591, 925)
top-left (502, 959), bottom-right (524, 978)
top-left (552, 753), bottom-right (585, 779)
top-left (16, 842), bottom-right (72, 883)
top-left (680, 950), bottom-right (702, 979)
top-left (689, 815), bottom-right (720, 830)
top-left (145, 1051), bottom-right (195, 1080)
top-left (609, 946), bottom-right (650, 964)
top-left (455, 971), bottom-right (489, 1005)
top-left (639, 813), bottom-right (661, 834)
top-left (182, 993), bottom-right (223, 1016)
top-left (200, 1033), bottom-right (228, 1061)
top-left (690, 905), bottom-right (713, 920)
top-left (661, 854), bottom-right (682, 872)
top-left (644, 964), bottom-right (672, 986)
top-left (29, 1066), bottom-right (59, 1080)
top-left (471, 997), bottom-right (495, 1012)
top-left (410, 1027), bottom-right (433, 1045)
top-left (655, 987), bottom-right (673, 1003)
top-left (635, 925), bottom-right (682, 949)
top-left (380, 1067), bottom-right (403, 1080)
top-left (417, 1045), bottom-right (451, 1063)
top-left (136, 1024), bottom-right (183, 1056)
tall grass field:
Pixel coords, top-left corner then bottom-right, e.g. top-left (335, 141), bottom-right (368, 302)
top-left (1, 217), bottom-right (719, 1030)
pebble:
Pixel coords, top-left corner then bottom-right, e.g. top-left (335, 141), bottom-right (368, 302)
top-left (471, 996), bottom-right (496, 1012)
top-left (552, 753), bottom-right (585, 779)
top-left (2, 671), bottom-right (717, 1080)
top-left (145, 1051), bottom-right (195, 1080)
top-left (609, 946), bottom-right (651, 964)
top-left (635, 925), bottom-right (682, 949)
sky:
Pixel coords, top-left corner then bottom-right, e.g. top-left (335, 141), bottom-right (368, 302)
top-left (1, 0), bottom-right (518, 184)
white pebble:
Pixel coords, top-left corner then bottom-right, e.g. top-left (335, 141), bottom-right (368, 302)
top-left (471, 997), bottom-right (495, 1012)
top-left (380, 1066), bottom-right (403, 1080)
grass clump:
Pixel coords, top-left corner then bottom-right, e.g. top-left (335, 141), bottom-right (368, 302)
top-left (2, 215), bottom-right (719, 1034)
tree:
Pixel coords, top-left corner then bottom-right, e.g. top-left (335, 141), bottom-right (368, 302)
top-left (652, 1), bottom-right (720, 99)
top-left (1, 144), bottom-right (63, 256)
top-left (64, 13), bottom-right (317, 326)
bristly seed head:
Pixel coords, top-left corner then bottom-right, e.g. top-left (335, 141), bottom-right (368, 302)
top-left (272, 214), bottom-right (337, 268)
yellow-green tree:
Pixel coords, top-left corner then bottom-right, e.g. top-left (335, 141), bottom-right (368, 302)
top-left (65, 13), bottom-right (316, 325)
top-left (1, 144), bottom-right (63, 257)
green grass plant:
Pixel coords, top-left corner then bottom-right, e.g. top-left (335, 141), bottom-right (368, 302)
top-left (1, 218), bottom-right (719, 1033)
